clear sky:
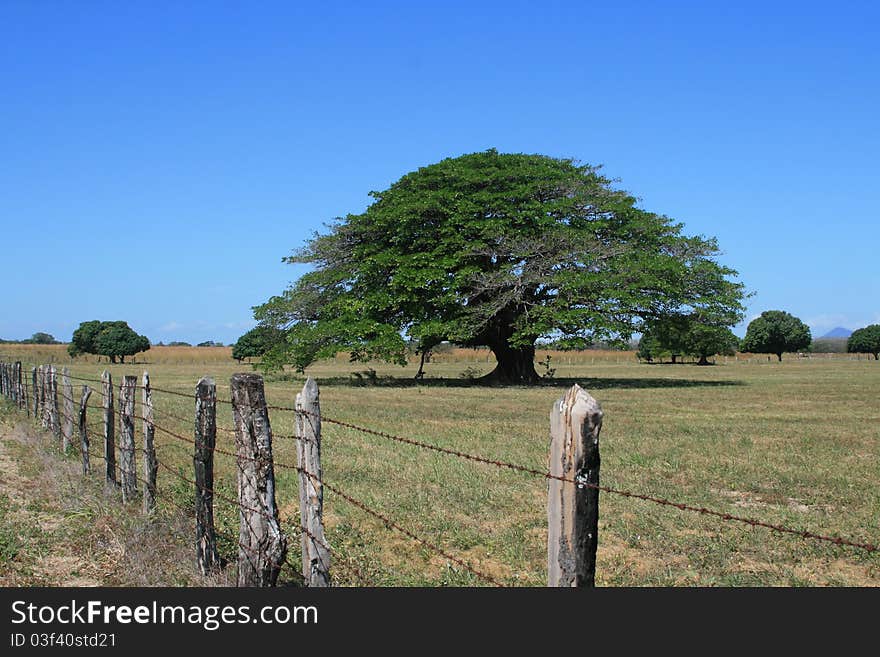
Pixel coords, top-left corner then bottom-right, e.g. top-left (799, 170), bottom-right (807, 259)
top-left (2, 1), bottom-right (878, 344)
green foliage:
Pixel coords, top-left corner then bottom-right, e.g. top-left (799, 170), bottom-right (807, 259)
top-left (196, 340), bottom-right (223, 347)
top-left (638, 317), bottom-right (738, 364)
top-left (255, 149), bottom-right (746, 382)
top-left (847, 324), bottom-right (880, 359)
top-left (167, 341), bottom-right (191, 347)
top-left (231, 326), bottom-right (284, 362)
top-left (68, 320), bottom-right (150, 363)
top-left (740, 310), bottom-right (811, 361)
top-left (23, 332), bottom-right (58, 344)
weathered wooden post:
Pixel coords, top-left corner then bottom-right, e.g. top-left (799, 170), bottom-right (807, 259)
top-left (231, 373), bottom-right (287, 587)
top-left (118, 376), bottom-right (138, 502)
top-left (31, 367), bottom-right (37, 419)
top-left (548, 383), bottom-right (603, 587)
top-left (48, 366), bottom-right (61, 442)
top-left (61, 367), bottom-right (74, 452)
top-left (79, 386), bottom-right (92, 475)
top-left (15, 362), bottom-right (23, 410)
top-left (142, 372), bottom-right (157, 514)
top-left (295, 377), bottom-right (330, 587)
top-left (194, 377), bottom-right (220, 574)
top-left (38, 365), bottom-right (48, 428)
top-left (102, 370), bottom-right (117, 486)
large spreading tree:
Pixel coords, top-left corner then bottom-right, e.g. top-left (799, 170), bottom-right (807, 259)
top-left (255, 150), bottom-right (746, 383)
top-left (740, 310), bottom-right (811, 361)
top-left (847, 324), bottom-right (880, 360)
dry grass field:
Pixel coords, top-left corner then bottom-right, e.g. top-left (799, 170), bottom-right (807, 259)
top-left (1, 343), bottom-right (877, 586)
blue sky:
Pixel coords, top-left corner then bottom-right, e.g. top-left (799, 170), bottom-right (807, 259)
top-left (2, 1), bottom-right (878, 344)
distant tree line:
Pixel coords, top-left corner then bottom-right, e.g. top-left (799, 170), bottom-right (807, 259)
top-left (0, 332), bottom-right (62, 345)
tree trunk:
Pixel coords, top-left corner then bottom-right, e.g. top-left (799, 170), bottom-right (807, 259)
top-left (109, 355), bottom-right (117, 364)
top-left (874, 353), bottom-right (878, 361)
top-left (120, 356), bottom-right (126, 364)
top-left (484, 341), bottom-right (539, 385)
top-left (697, 354), bottom-right (710, 365)
top-left (777, 353), bottom-right (783, 362)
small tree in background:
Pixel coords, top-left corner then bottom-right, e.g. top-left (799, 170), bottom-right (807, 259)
top-left (740, 310), bottom-right (811, 362)
top-left (638, 317), bottom-right (738, 364)
top-left (68, 320), bottom-right (150, 363)
top-left (232, 326), bottom-right (284, 362)
top-left (847, 324), bottom-right (880, 360)
top-left (637, 318), bottom-right (690, 363)
top-left (24, 332), bottom-right (59, 344)
top-left (684, 324), bottom-right (740, 365)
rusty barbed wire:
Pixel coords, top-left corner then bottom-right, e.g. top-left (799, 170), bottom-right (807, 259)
top-left (283, 408), bottom-right (880, 554)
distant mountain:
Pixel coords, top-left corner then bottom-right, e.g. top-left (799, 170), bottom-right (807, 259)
top-left (821, 327), bottom-right (852, 338)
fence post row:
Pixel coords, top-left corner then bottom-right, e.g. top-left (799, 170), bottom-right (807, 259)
top-left (142, 372), bottom-right (157, 515)
top-left (119, 376), bottom-right (138, 503)
top-left (194, 377), bottom-right (220, 575)
top-left (62, 367), bottom-right (74, 452)
top-left (102, 370), bottom-right (117, 487)
top-left (231, 373), bottom-right (287, 587)
top-left (548, 383), bottom-right (603, 587)
top-left (79, 386), bottom-right (92, 476)
top-left (295, 377), bottom-right (330, 587)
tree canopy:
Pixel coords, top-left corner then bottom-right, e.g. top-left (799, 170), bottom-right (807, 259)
top-left (232, 326), bottom-right (284, 362)
top-left (638, 317), bottom-right (739, 365)
top-left (740, 310), bottom-right (811, 361)
top-left (68, 320), bottom-right (150, 363)
top-left (255, 149), bottom-right (746, 383)
top-left (847, 324), bottom-right (880, 360)
top-left (23, 332), bottom-right (59, 344)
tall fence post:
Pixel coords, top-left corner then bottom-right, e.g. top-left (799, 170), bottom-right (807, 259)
top-left (230, 373), bottom-right (287, 587)
top-left (194, 377), bottom-right (220, 575)
top-left (102, 370), bottom-right (117, 487)
top-left (142, 372), bottom-right (157, 515)
top-left (295, 377), bottom-right (330, 587)
top-left (548, 383), bottom-right (603, 587)
top-left (118, 376), bottom-right (138, 502)
top-left (61, 367), bottom-right (74, 452)
top-left (79, 386), bottom-right (92, 475)
top-left (31, 367), bottom-right (37, 419)
top-left (48, 366), bottom-right (61, 442)
top-left (15, 362), bottom-right (23, 411)
top-left (38, 365), bottom-right (48, 428)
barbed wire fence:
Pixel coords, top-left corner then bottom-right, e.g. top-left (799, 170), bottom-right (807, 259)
top-left (0, 359), bottom-right (877, 590)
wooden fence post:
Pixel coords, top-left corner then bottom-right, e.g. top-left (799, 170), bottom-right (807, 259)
top-left (102, 370), bottom-right (117, 486)
top-left (38, 365), bottom-right (47, 428)
top-left (231, 373), bottom-right (287, 587)
top-left (548, 383), bottom-right (603, 587)
top-left (118, 376), bottom-right (138, 502)
top-left (61, 367), bottom-right (74, 452)
top-left (31, 367), bottom-right (37, 419)
top-left (195, 377), bottom-right (220, 575)
top-left (48, 366), bottom-right (61, 442)
top-left (15, 362), bottom-right (23, 410)
top-left (142, 372), bottom-right (157, 515)
top-left (295, 377), bottom-right (330, 587)
top-left (79, 386), bottom-right (92, 475)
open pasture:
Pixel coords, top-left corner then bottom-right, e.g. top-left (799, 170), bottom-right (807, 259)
top-left (2, 344), bottom-right (878, 586)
